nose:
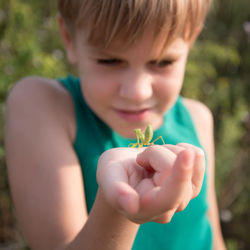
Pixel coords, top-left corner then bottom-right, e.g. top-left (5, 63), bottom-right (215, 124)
top-left (119, 69), bottom-right (153, 102)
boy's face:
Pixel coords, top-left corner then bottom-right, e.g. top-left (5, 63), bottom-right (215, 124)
top-left (65, 28), bottom-right (190, 138)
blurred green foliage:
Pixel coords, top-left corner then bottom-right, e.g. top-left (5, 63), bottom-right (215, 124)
top-left (0, 0), bottom-right (249, 249)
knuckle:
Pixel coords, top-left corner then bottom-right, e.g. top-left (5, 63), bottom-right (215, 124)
top-left (163, 215), bottom-right (173, 224)
top-left (176, 202), bottom-right (188, 212)
top-left (192, 184), bottom-right (202, 198)
top-left (162, 210), bottom-right (176, 223)
top-left (148, 144), bottom-right (162, 152)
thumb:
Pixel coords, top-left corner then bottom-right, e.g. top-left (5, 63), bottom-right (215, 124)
top-left (116, 182), bottom-right (140, 215)
top-left (98, 160), bottom-right (139, 215)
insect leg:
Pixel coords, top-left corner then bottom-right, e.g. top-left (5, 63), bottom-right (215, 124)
top-left (151, 136), bottom-right (165, 145)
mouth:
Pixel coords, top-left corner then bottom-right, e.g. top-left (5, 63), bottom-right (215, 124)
top-left (114, 108), bottom-right (151, 122)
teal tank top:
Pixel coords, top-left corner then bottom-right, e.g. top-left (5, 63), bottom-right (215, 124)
top-left (58, 75), bottom-right (212, 250)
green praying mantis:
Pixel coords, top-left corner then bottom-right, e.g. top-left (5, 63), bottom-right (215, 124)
top-left (129, 124), bottom-right (165, 148)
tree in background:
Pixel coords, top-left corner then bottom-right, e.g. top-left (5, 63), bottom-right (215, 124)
top-left (183, 1), bottom-right (250, 249)
top-left (0, 0), bottom-right (249, 249)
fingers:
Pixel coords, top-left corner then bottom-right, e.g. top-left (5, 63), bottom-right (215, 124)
top-left (177, 143), bottom-right (206, 198)
top-left (153, 209), bottom-right (176, 224)
top-left (160, 149), bottom-right (195, 205)
top-left (140, 144), bottom-right (205, 217)
top-left (105, 167), bottom-right (140, 215)
top-left (162, 144), bottom-right (186, 155)
top-left (136, 145), bottom-right (176, 185)
top-left (136, 145), bottom-right (176, 173)
top-left (97, 150), bottom-right (140, 215)
top-left (164, 143), bottom-right (206, 199)
top-left (116, 182), bottom-right (140, 215)
top-left (141, 149), bottom-right (195, 215)
top-left (177, 143), bottom-right (205, 156)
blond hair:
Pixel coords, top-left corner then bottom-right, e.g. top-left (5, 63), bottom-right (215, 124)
top-left (58, 0), bottom-right (212, 50)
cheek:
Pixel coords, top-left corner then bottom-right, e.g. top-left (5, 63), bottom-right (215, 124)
top-left (158, 60), bottom-right (186, 93)
top-left (156, 70), bottom-right (183, 96)
top-left (156, 81), bottom-right (182, 107)
top-left (80, 76), bottom-right (117, 105)
top-left (154, 71), bottom-right (184, 111)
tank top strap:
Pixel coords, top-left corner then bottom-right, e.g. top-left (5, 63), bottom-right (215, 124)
top-left (152, 96), bottom-right (203, 149)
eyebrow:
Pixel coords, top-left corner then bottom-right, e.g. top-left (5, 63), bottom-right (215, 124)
top-left (91, 50), bottom-right (181, 60)
top-left (88, 44), bottom-right (183, 62)
top-left (88, 46), bottom-right (122, 58)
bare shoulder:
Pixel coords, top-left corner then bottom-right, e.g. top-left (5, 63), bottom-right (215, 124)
top-left (6, 76), bottom-right (75, 142)
top-left (7, 76), bottom-right (69, 104)
top-left (182, 97), bottom-right (213, 131)
top-left (5, 77), bottom-right (86, 249)
top-left (182, 98), bottom-right (214, 150)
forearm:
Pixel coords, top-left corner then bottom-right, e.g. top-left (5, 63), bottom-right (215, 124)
top-left (63, 189), bottom-right (139, 250)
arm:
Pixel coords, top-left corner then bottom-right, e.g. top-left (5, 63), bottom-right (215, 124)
top-left (5, 77), bottom-right (138, 250)
top-left (183, 98), bottom-right (226, 250)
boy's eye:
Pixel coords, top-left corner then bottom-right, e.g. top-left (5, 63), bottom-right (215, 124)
top-left (151, 60), bottom-right (174, 68)
top-left (97, 58), bottom-right (122, 65)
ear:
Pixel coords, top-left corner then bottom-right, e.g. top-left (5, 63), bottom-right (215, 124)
top-left (57, 14), bottom-right (77, 64)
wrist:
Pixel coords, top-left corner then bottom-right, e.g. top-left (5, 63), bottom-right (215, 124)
top-left (65, 189), bottom-right (139, 250)
top-left (95, 188), bottom-right (139, 226)
top-left (90, 189), bottom-right (139, 249)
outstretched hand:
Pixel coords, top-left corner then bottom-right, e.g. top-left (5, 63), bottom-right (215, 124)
top-left (97, 143), bottom-right (205, 224)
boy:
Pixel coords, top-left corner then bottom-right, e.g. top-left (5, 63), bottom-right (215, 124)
top-left (5, 0), bottom-right (226, 249)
